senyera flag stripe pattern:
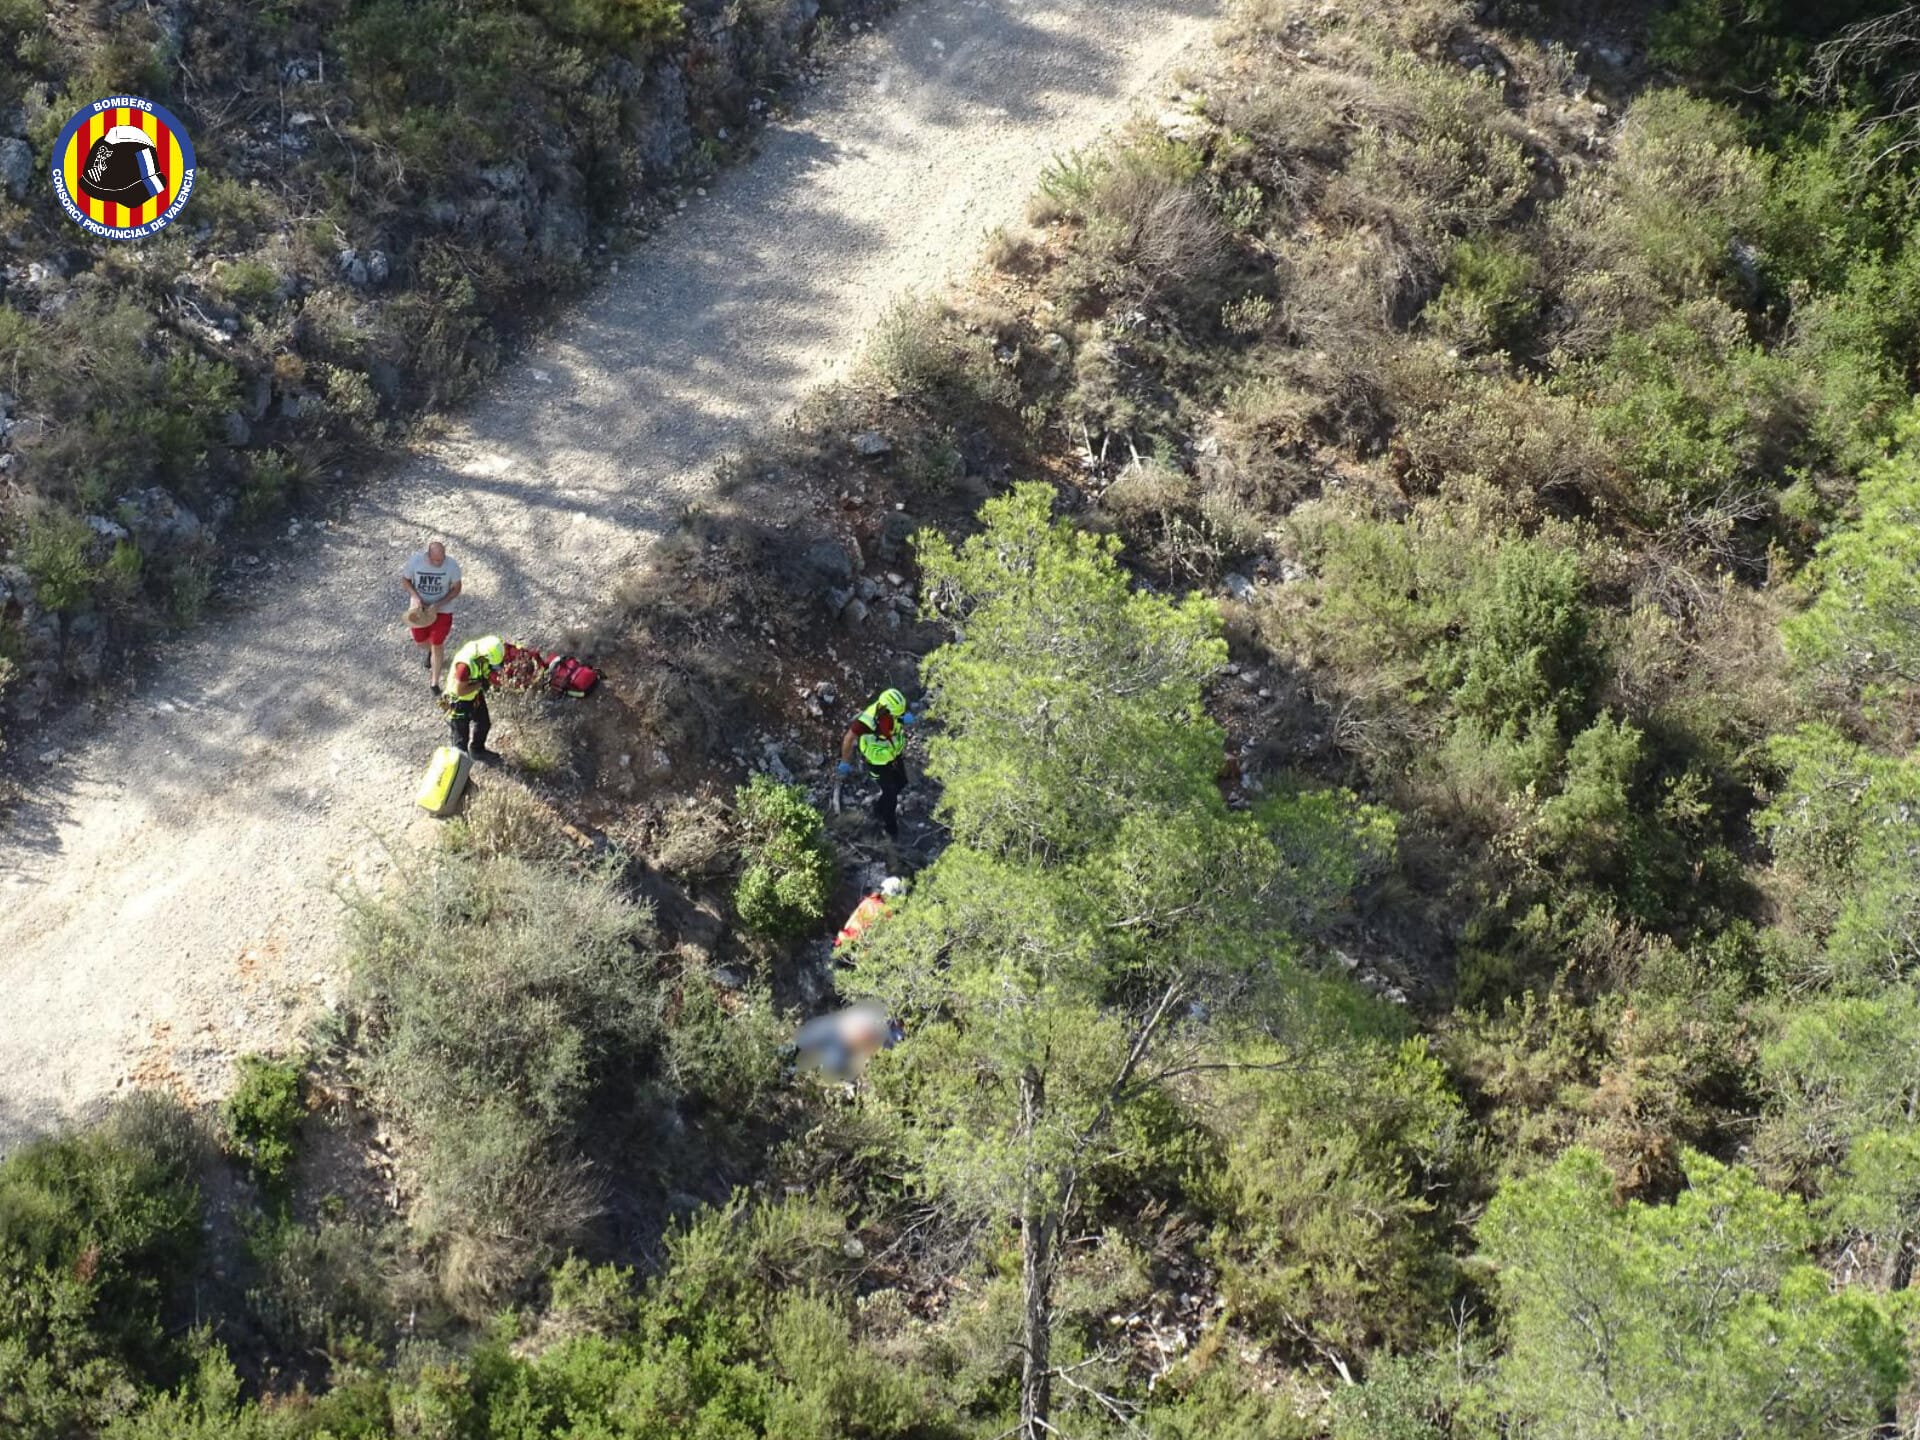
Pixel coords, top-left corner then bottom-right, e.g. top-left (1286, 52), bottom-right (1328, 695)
top-left (54, 98), bottom-right (192, 236)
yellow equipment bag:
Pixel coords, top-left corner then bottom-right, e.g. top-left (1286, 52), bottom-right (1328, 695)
top-left (415, 745), bottom-right (472, 818)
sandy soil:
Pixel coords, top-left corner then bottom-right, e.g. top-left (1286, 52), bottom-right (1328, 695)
top-left (0, 0), bottom-right (1218, 1151)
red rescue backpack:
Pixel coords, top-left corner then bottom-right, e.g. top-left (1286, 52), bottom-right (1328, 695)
top-left (541, 653), bottom-right (600, 698)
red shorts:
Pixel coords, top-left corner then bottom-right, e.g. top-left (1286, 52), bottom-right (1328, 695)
top-left (410, 610), bottom-right (454, 645)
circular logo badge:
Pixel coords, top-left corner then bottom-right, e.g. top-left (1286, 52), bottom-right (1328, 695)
top-left (50, 96), bottom-right (196, 240)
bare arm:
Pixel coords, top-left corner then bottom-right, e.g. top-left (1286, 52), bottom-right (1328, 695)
top-left (442, 579), bottom-right (463, 604)
top-left (840, 725), bottom-right (862, 765)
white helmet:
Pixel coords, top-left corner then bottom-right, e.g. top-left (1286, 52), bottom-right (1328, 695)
top-left (880, 876), bottom-right (906, 898)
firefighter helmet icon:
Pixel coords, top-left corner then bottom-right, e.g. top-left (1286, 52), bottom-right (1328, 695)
top-left (79, 125), bottom-right (167, 208)
top-left (50, 97), bottom-right (196, 240)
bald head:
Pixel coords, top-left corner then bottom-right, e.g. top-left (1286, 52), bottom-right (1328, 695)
top-left (425, 540), bottom-right (446, 565)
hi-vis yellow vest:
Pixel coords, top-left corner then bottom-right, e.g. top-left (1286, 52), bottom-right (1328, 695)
top-left (856, 699), bottom-right (906, 766)
top-left (445, 635), bottom-right (506, 701)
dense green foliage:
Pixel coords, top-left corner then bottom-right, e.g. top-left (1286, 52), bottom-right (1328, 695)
top-left (346, 851), bottom-right (659, 1307)
top-left (0, 1097), bottom-right (203, 1439)
top-left (221, 1055), bottom-right (305, 1199)
top-left (732, 774), bottom-right (835, 937)
top-left (1480, 1148), bottom-right (1905, 1436)
top-left (862, 486), bottom-right (1394, 1430)
top-left (19, 0), bottom-right (1920, 1435)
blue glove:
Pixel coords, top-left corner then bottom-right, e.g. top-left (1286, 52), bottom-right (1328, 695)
top-left (836, 761), bottom-right (853, 778)
top-left (900, 711), bottom-right (917, 725)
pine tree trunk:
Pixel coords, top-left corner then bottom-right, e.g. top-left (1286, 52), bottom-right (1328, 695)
top-left (1019, 1063), bottom-right (1055, 1440)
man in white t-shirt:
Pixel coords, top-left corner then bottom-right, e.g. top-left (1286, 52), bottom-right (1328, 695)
top-left (400, 540), bottom-right (463, 694)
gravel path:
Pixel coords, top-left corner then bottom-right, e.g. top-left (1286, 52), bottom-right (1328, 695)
top-left (0, 0), bottom-right (1217, 1151)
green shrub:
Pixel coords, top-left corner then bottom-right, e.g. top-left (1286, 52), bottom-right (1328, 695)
top-left (221, 1054), bottom-right (304, 1196)
top-left (96, 539), bottom-right (144, 612)
top-left (732, 773), bottom-right (833, 938)
top-left (1755, 112), bottom-right (1913, 297)
top-left (164, 561), bottom-right (215, 628)
top-left (1786, 251), bottom-right (1920, 472)
top-left (763, 1290), bottom-right (936, 1436)
top-left (1533, 714), bottom-right (1642, 878)
top-left (1032, 147), bottom-right (1108, 223)
top-left (658, 960), bottom-right (788, 1120)
top-left (1143, 1353), bottom-right (1314, 1440)
top-left (1649, 0), bottom-right (1877, 93)
top-left (20, 508), bottom-right (96, 615)
top-left (1199, 1037), bottom-right (1466, 1356)
top-left (389, 244), bottom-right (499, 406)
top-left (0, 0), bottom-right (42, 44)
top-left (865, 295), bottom-right (946, 390)
top-left (192, 176), bottom-right (274, 245)
top-left (865, 296), bottom-right (1013, 408)
top-left (1548, 90), bottom-right (1765, 352)
top-left (1425, 233), bottom-right (1542, 354)
top-left (1781, 415), bottom-right (1920, 725)
top-left (529, 0), bottom-right (684, 46)
top-left (438, 1193), bottom-right (946, 1439)
top-left (1268, 500), bottom-right (1481, 710)
top-left (1582, 307), bottom-right (1810, 521)
top-left (1448, 540), bottom-right (1597, 743)
top-left (1757, 986), bottom-right (1920, 1203)
top-left (346, 851), bottom-right (656, 1305)
top-left (1757, 724), bottom-right (1920, 988)
top-left (1339, 57), bottom-right (1531, 251)
top-left (0, 1095), bottom-right (204, 1439)
top-left (215, 258), bottom-right (282, 312)
top-left (322, 364), bottom-right (383, 434)
top-left (1331, 1346), bottom-right (1497, 1440)
top-left (1065, 132), bottom-right (1227, 300)
top-left (245, 1214), bottom-right (397, 1356)
top-left (148, 352), bottom-right (241, 482)
top-left (1397, 366), bottom-right (1609, 508)
top-left (238, 450), bottom-right (298, 526)
top-left (1480, 1147), bottom-right (1906, 1436)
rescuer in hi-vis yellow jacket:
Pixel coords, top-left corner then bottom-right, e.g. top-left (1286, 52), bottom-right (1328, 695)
top-left (837, 688), bottom-right (916, 839)
top-left (441, 634), bottom-right (521, 763)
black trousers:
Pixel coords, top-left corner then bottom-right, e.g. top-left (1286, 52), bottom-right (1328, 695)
top-left (867, 757), bottom-right (907, 838)
top-left (448, 694), bottom-right (491, 753)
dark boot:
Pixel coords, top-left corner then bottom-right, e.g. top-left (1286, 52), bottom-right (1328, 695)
top-left (468, 697), bottom-right (500, 763)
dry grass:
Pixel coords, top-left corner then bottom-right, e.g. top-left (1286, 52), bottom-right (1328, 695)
top-left (1202, 376), bottom-right (1326, 512)
top-left (1225, 0), bottom-right (1470, 52)
top-left (1393, 360), bottom-right (1614, 510)
top-left (983, 224), bottom-right (1040, 273)
top-left (651, 797), bottom-right (735, 879)
top-left (491, 686), bottom-right (581, 779)
top-left (461, 779), bottom-right (571, 862)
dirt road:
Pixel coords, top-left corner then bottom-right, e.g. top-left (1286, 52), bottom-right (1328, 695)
top-left (0, 0), bottom-right (1217, 1150)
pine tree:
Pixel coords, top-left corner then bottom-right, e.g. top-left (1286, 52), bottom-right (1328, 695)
top-left (861, 485), bottom-right (1393, 1438)
top-left (1481, 1147), bottom-right (1907, 1437)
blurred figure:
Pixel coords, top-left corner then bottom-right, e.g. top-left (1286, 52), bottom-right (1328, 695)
top-left (793, 1001), bottom-right (905, 1079)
